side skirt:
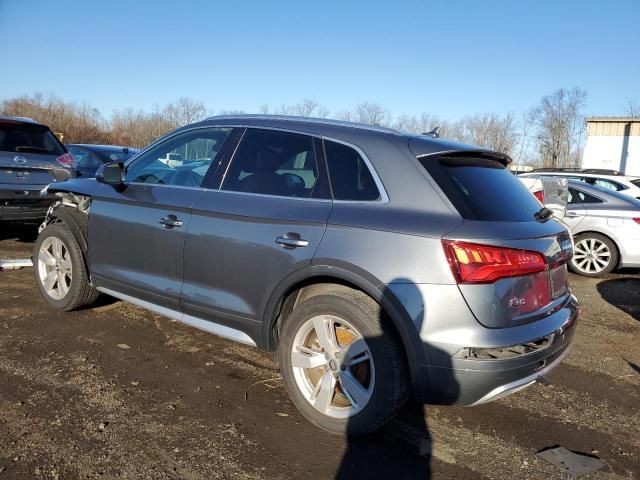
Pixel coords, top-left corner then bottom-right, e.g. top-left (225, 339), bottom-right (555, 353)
top-left (97, 287), bottom-right (257, 347)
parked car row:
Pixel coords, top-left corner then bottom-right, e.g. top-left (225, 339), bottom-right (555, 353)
top-left (518, 172), bottom-right (640, 277)
top-left (33, 114), bottom-right (579, 435)
top-left (520, 169), bottom-right (640, 200)
top-left (0, 116), bottom-right (136, 222)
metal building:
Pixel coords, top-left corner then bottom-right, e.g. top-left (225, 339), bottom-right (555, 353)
top-left (582, 117), bottom-right (640, 176)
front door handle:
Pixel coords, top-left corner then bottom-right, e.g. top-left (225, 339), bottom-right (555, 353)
top-left (565, 211), bottom-right (580, 218)
top-left (159, 215), bottom-right (183, 228)
top-left (276, 233), bottom-right (309, 248)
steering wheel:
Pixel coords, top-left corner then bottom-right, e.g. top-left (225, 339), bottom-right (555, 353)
top-left (141, 173), bottom-right (164, 184)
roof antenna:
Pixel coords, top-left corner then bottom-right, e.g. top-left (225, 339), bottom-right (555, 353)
top-left (423, 126), bottom-right (440, 138)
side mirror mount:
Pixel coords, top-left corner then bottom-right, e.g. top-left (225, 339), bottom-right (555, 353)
top-left (96, 162), bottom-right (125, 185)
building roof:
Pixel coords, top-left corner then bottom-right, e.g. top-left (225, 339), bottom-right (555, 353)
top-left (586, 117), bottom-right (640, 123)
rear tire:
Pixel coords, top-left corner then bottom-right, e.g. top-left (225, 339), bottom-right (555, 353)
top-left (569, 233), bottom-right (618, 277)
top-left (34, 223), bottom-right (99, 311)
top-left (278, 289), bottom-right (408, 436)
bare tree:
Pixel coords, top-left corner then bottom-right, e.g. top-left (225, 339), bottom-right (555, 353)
top-left (334, 110), bottom-right (353, 122)
top-left (626, 98), bottom-right (640, 117)
top-left (354, 102), bottom-right (390, 126)
top-left (530, 87), bottom-right (587, 168)
top-left (514, 111), bottom-right (534, 166)
top-left (162, 97), bottom-right (208, 128)
top-left (259, 99), bottom-right (331, 118)
top-left (449, 113), bottom-right (518, 156)
top-left (0, 92), bottom-right (110, 144)
top-left (393, 113), bottom-right (450, 136)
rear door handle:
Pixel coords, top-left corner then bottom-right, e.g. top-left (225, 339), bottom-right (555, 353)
top-left (159, 215), bottom-right (183, 228)
top-left (276, 233), bottom-right (309, 248)
top-left (565, 211), bottom-right (580, 218)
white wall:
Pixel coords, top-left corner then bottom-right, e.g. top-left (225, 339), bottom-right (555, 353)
top-left (582, 135), bottom-right (640, 176)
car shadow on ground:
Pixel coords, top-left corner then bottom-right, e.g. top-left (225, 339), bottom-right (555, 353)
top-left (336, 280), bottom-right (459, 479)
top-left (0, 222), bottom-right (39, 244)
top-left (597, 277), bottom-right (640, 322)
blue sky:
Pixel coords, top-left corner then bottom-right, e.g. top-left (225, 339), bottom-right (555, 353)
top-left (1, 0), bottom-right (638, 120)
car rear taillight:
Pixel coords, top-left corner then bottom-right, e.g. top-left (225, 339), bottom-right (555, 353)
top-left (442, 240), bottom-right (547, 284)
top-left (533, 190), bottom-right (545, 203)
top-left (56, 153), bottom-right (76, 168)
top-left (633, 218), bottom-right (640, 225)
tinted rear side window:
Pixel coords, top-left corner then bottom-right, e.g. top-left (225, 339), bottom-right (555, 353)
top-left (0, 124), bottom-right (65, 155)
top-left (324, 140), bottom-right (380, 201)
top-left (418, 156), bottom-right (543, 221)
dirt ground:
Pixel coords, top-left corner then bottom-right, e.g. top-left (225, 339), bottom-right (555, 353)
top-left (1, 224), bottom-right (639, 479)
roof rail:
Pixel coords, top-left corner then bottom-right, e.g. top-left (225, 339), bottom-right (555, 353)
top-left (0, 115), bottom-right (37, 123)
top-left (581, 168), bottom-right (624, 176)
top-left (531, 167), bottom-right (581, 173)
top-left (205, 114), bottom-right (401, 135)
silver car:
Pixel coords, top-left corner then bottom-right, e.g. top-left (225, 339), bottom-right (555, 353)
top-left (562, 180), bottom-right (640, 276)
top-left (34, 115), bottom-right (579, 434)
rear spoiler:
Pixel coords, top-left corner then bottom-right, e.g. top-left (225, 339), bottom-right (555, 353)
top-left (436, 150), bottom-right (512, 167)
top-left (408, 137), bottom-right (512, 166)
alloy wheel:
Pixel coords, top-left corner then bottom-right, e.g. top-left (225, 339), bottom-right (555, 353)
top-left (290, 315), bottom-right (375, 419)
top-left (572, 238), bottom-right (611, 274)
top-left (37, 237), bottom-right (72, 300)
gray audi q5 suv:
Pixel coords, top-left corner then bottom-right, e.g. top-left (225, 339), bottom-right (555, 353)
top-left (34, 115), bottom-right (579, 434)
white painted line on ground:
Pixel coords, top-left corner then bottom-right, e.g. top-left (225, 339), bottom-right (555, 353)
top-left (0, 258), bottom-right (33, 271)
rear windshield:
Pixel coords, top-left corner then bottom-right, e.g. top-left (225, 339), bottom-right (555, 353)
top-left (418, 156), bottom-right (543, 222)
top-left (0, 123), bottom-right (65, 155)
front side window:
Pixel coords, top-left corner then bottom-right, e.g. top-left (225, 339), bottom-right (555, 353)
top-left (324, 140), bottom-right (380, 201)
top-left (125, 128), bottom-right (231, 187)
top-left (222, 129), bottom-right (319, 198)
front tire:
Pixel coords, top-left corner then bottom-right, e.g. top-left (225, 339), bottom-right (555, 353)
top-left (569, 233), bottom-right (618, 277)
top-left (278, 290), bottom-right (408, 435)
top-left (34, 223), bottom-right (99, 311)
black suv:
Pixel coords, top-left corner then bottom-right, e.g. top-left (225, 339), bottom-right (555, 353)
top-left (0, 116), bottom-right (75, 221)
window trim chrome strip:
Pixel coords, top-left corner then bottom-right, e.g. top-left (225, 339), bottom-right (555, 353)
top-left (96, 287), bottom-right (257, 347)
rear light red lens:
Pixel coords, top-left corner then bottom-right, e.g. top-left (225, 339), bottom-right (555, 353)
top-left (442, 240), bottom-right (547, 284)
top-left (533, 190), bottom-right (545, 203)
top-left (633, 218), bottom-right (640, 225)
top-left (56, 153), bottom-right (76, 168)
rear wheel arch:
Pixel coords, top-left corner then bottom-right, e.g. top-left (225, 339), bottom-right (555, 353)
top-left (261, 266), bottom-right (427, 370)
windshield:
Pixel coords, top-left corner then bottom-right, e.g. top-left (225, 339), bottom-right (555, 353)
top-left (0, 123), bottom-right (65, 155)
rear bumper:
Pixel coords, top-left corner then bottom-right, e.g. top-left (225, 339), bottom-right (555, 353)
top-left (414, 294), bottom-right (579, 406)
top-left (0, 184), bottom-right (57, 221)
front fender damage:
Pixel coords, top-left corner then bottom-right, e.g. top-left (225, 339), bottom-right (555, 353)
top-left (39, 190), bottom-right (93, 275)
